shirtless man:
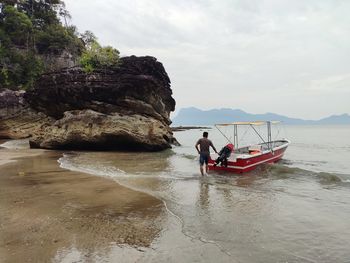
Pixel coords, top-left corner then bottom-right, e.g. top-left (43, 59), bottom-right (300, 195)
top-left (195, 132), bottom-right (218, 175)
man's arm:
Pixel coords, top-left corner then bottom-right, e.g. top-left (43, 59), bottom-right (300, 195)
top-left (210, 141), bottom-right (218, 153)
top-left (195, 140), bottom-right (201, 154)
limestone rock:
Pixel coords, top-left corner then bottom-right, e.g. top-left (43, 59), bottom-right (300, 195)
top-left (30, 110), bottom-right (174, 151)
top-left (0, 56), bottom-right (178, 151)
top-left (25, 56), bottom-right (175, 124)
top-left (0, 89), bottom-right (53, 139)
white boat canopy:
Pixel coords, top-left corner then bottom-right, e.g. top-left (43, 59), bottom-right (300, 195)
top-left (215, 121), bottom-right (281, 126)
top-left (214, 121), bottom-right (283, 150)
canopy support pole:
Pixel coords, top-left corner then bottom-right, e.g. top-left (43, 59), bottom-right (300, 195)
top-left (267, 121), bottom-right (272, 150)
top-left (234, 124), bottom-right (238, 148)
top-left (215, 125), bottom-right (233, 145)
top-left (250, 124), bottom-right (271, 151)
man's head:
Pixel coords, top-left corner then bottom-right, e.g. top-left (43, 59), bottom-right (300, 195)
top-left (203, 132), bottom-right (208, 138)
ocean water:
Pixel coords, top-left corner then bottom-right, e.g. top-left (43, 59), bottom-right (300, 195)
top-left (3, 125), bottom-right (350, 262)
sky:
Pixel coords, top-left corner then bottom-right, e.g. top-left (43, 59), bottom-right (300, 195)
top-left (64, 0), bottom-right (350, 120)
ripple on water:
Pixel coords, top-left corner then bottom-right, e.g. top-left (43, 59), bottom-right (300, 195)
top-left (316, 172), bottom-right (342, 184)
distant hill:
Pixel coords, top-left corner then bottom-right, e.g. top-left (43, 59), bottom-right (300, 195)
top-left (171, 107), bottom-right (350, 125)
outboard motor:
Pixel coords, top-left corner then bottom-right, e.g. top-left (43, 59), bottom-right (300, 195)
top-left (214, 143), bottom-right (234, 167)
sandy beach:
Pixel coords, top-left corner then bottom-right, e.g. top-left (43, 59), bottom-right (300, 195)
top-left (1, 126), bottom-right (350, 263)
top-left (0, 148), bottom-right (163, 263)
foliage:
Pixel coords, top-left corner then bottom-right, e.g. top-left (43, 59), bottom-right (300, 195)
top-left (35, 23), bottom-right (83, 55)
top-left (1, 5), bottom-right (32, 47)
top-left (0, 0), bottom-right (83, 89)
top-left (79, 32), bottom-right (120, 72)
top-left (16, 0), bottom-right (63, 28)
top-left (80, 30), bottom-right (97, 49)
top-left (0, 48), bottom-right (44, 89)
top-left (0, 0), bottom-right (121, 89)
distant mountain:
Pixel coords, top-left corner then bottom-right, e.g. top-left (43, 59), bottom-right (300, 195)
top-left (317, 114), bottom-right (350, 124)
top-left (171, 107), bottom-right (350, 125)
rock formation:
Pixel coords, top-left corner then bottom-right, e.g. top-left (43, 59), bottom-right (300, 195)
top-left (0, 89), bottom-right (53, 139)
top-left (0, 56), bottom-right (178, 151)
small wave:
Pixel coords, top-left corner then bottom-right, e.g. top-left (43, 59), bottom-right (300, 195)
top-left (316, 172), bottom-right (342, 184)
top-left (0, 139), bottom-right (30, 149)
top-left (58, 153), bottom-right (126, 179)
top-left (259, 163), bottom-right (350, 185)
top-left (268, 164), bottom-right (349, 185)
top-left (58, 150), bottom-right (350, 191)
top-left (266, 163), bottom-right (304, 177)
top-left (278, 159), bottom-right (294, 165)
top-left (180, 153), bottom-right (197, 160)
top-left (57, 153), bottom-right (200, 182)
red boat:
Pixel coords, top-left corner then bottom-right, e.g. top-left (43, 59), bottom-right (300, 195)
top-left (208, 121), bottom-right (290, 174)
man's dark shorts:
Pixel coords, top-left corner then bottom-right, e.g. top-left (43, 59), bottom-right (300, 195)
top-left (199, 153), bottom-right (210, 165)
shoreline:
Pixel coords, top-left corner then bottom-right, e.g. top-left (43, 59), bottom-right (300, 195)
top-left (0, 148), bottom-right (45, 166)
top-left (171, 126), bottom-right (212, 132)
top-left (0, 148), bottom-right (164, 262)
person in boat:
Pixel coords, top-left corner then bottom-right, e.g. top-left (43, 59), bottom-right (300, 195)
top-left (195, 132), bottom-right (218, 175)
top-left (214, 143), bottom-right (234, 167)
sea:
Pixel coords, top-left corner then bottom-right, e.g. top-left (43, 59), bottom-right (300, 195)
top-left (2, 124), bottom-right (350, 262)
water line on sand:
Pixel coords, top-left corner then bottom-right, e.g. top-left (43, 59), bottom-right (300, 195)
top-left (112, 177), bottom-right (234, 258)
top-left (58, 154), bottom-right (233, 258)
top-left (161, 198), bottom-right (233, 258)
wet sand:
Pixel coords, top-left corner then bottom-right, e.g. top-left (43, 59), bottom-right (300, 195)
top-left (0, 150), bottom-right (163, 263)
top-left (0, 148), bottom-right (44, 166)
top-left (2, 127), bottom-right (350, 262)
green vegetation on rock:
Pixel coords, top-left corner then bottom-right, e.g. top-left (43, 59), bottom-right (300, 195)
top-left (0, 0), bottom-right (120, 90)
top-left (79, 31), bottom-right (120, 73)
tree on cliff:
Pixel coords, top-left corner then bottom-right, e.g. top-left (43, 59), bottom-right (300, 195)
top-left (79, 31), bottom-right (120, 72)
top-left (0, 0), bottom-right (84, 89)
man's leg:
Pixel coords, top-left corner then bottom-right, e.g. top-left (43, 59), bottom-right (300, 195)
top-left (205, 155), bottom-right (209, 174)
top-left (199, 154), bottom-right (204, 176)
top-left (200, 165), bottom-right (204, 176)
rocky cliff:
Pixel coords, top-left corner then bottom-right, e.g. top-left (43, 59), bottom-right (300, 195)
top-left (0, 56), bottom-right (178, 151)
top-left (0, 89), bottom-right (54, 139)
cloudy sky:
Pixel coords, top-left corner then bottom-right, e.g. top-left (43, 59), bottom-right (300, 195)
top-left (64, 0), bottom-right (349, 120)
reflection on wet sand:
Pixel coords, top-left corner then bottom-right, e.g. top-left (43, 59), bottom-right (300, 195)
top-left (0, 151), bottom-right (163, 262)
top-left (198, 181), bottom-right (210, 209)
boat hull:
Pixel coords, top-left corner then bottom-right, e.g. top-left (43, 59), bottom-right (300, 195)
top-left (208, 142), bottom-right (289, 174)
